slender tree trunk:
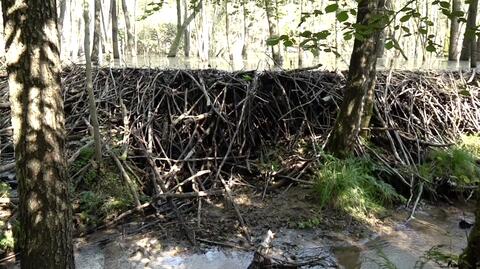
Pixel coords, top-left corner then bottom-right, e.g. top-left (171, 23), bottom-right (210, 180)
top-left (460, 0), bottom-right (478, 63)
top-left (58, 0), bottom-right (67, 54)
top-left (176, 0), bottom-right (182, 42)
top-left (1, 0), bottom-right (75, 268)
top-left (92, 0), bottom-right (102, 64)
top-left (84, 3), bottom-right (103, 164)
top-left (298, 0), bottom-right (304, 67)
top-left (458, 193), bottom-right (480, 269)
top-left (360, 0), bottom-right (385, 137)
top-left (111, 0), bottom-right (120, 59)
top-left (264, 0), bottom-right (282, 66)
top-left (375, 0), bottom-right (390, 58)
top-left (448, 0), bottom-right (462, 61)
top-left (225, 0), bottom-right (232, 60)
top-left (183, 0), bottom-right (191, 57)
top-left (121, 0), bottom-right (135, 56)
top-left (168, 0), bottom-right (203, 57)
top-left (241, 0), bottom-right (248, 59)
top-left (324, 0), bottom-right (380, 157)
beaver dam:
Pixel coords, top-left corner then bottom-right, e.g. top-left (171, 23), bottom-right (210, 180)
top-left (0, 67), bottom-right (479, 268)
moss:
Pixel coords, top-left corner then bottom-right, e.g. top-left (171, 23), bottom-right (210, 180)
top-left (71, 146), bottom-right (139, 228)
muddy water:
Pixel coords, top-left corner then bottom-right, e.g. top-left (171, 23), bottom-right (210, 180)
top-left (70, 205), bottom-right (474, 269)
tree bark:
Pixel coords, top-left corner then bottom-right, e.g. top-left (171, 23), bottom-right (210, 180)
top-left (458, 193), bottom-right (480, 269)
top-left (111, 0), bottom-right (120, 59)
top-left (183, 0), bottom-right (191, 57)
top-left (121, 0), bottom-right (135, 57)
top-left (225, 0), bottom-right (232, 60)
top-left (84, 3), bottom-right (103, 164)
top-left (324, 0), bottom-right (380, 157)
top-left (241, 0), bottom-right (248, 59)
top-left (375, 0), bottom-right (391, 58)
top-left (168, 0), bottom-right (203, 57)
top-left (448, 0), bottom-right (462, 61)
top-left (264, 0), bottom-right (282, 66)
top-left (460, 0), bottom-right (478, 63)
top-left (1, 0), bottom-right (75, 268)
top-left (58, 0), bottom-right (67, 54)
top-left (92, 0), bottom-right (102, 64)
top-left (360, 0), bottom-right (385, 138)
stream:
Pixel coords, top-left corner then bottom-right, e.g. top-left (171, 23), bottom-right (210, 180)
top-left (68, 204), bottom-right (474, 269)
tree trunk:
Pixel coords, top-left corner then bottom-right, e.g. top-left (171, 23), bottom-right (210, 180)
top-left (168, 0), bottom-right (203, 57)
top-left (241, 0), bottom-right (248, 59)
top-left (264, 0), bottom-right (282, 66)
top-left (183, 0), bottom-right (191, 57)
top-left (448, 0), bottom-right (462, 61)
top-left (121, 0), bottom-right (135, 57)
top-left (58, 0), bottom-right (67, 54)
top-left (176, 0), bottom-right (182, 41)
top-left (458, 193), bottom-right (480, 269)
top-left (375, 0), bottom-right (391, 58)
top-left (92, 0), bottom-right (102, 64)
top-left (460, 0), bottom-right (478, 62)
top-left (84, 2), bottom-right (103, 164)
top-left (1, 0), bottom-right (75, 268)
top-left (225, 0), bottom-right (232, 60)
top-left (298, 0), bottom-right (304, 67)
top-left (360, 0), bottom-right (385, 138)
top-left (324, 0), bottom-right (380, 157)
top-left (111, 0), bottom-right (120, 59)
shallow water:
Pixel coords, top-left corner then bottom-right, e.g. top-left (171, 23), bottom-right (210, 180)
top-left (3, 204), bottom-right (472, 268)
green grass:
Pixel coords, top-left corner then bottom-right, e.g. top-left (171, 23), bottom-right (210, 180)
top-left (419, 146), bottom-right (480, 186)
top-left (312, 155), bottom-right (404, 217)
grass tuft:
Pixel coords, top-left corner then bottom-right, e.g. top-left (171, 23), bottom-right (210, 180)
top-left (312, 155), bottom-right (404, 217)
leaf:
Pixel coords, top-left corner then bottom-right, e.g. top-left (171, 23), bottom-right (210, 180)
top-left (426, 44), bottom-right (436, 52)
top-left (459, 90), bottom-right (471, 97)
top-left (266, 37), bottom-right (280, 46)
top-left (283, 40), bottom-right (294, 47)
top-left (385, 41), bottom-right (394, 50)
top-left (400, 14), bottom-right (411, 22)
top-left (439, 1), bottom-right (450, 8)
top-left (337, 11), bottom-right (349, 22)
top-left (325, 3), bottom-right (339, 13)
top-left (300, 30), bottom-right (312, 38)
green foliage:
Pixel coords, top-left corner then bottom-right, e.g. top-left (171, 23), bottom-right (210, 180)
top-left (71, 146), bottom-right (138, 228)
top-left (0, 182), bottom-right (11, 198)
top-left (418, 146), bottom-right (480, 186)
top-left (312, 155), bottom-right (404, 217)
top-left (0, 221), bottom-right (14, 252)
top-left (296, 217), bottom-right (321, 229)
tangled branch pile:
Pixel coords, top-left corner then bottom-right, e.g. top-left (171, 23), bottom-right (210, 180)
top-left (0, 66), bottom-right (479, 231)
